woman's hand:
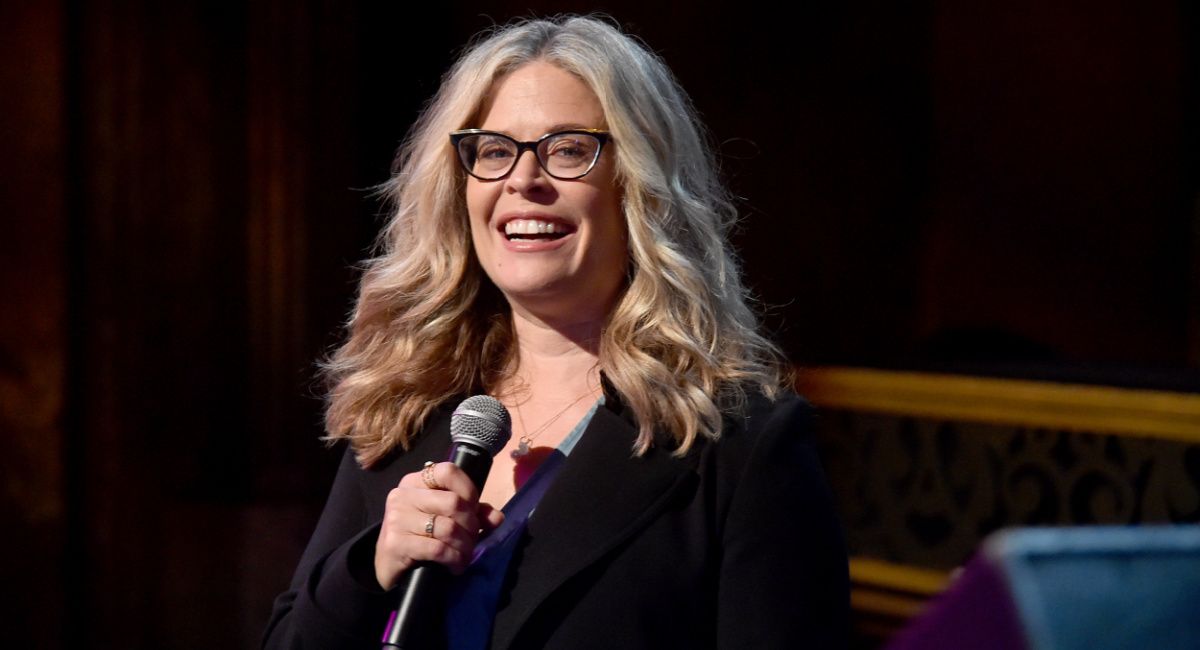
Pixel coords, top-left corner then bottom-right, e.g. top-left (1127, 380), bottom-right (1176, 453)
top-left (374, 461), bottom-right (505, 590)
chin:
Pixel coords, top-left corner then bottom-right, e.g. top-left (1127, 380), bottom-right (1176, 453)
top-left (493, 268), bottom-right (573, 296)
top-left (498, 281), bottom-right (570, 305)
top-left (498, 282), bottom-right (598, 315)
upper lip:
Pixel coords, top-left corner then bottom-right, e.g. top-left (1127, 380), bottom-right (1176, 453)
top-left (495, 211), bottom-right (577, 233)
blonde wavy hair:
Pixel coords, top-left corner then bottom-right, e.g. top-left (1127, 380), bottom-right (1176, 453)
top-left (324, 15), bottom-right (789, 466)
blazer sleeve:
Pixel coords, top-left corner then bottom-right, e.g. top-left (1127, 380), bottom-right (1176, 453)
top-left (716, 396), bottom-right (850, 649)
top-left (261, 447), bottom-right (396, 649)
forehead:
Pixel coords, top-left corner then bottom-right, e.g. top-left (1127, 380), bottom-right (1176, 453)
top-left (476, 61), bottom-right (606, 137)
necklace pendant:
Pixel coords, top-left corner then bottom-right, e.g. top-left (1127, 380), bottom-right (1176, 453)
top-left (511, 439), bottom-right (531, 459)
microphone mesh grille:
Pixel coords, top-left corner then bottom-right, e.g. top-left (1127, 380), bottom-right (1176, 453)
top-left (450, 395), bottom-right (512, 456)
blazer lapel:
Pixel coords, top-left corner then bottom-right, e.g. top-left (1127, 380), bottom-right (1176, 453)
top-left (489, 399), bottom-right (698, 649)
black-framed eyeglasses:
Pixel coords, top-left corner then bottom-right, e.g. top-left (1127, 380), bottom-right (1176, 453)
top-left (449, 129), bottom-right (610, 180)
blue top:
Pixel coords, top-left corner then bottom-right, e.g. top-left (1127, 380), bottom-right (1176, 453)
top-left (443, 397), bottom-right (603, 649)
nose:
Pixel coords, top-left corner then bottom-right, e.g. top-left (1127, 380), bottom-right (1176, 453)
top-left (504, 149), bottom-right (550, 194)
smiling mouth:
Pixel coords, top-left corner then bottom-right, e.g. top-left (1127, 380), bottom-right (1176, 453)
top-left (503, 218), bottom-right (573, 242)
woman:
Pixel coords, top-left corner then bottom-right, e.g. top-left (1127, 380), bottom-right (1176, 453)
top-left (264, 15), bottom-right (848, 649)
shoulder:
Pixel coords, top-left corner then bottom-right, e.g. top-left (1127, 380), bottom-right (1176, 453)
top-left (706, 388), bottom-right (816, 463)
top-left (684, 388), bottom-right (827, 519)
top-left (729, 388), bottom-right (813, 433)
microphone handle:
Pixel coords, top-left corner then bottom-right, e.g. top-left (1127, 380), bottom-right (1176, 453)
top-left (381, 562), bottom-right (438, 649)
top-left (449, 440), bottom-right (495, 488)
top-left (381, 442), bottom-right (495, 649)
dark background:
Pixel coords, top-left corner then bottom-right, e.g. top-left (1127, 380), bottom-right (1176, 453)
top-left (2, 0), bottom-right (1197, 647)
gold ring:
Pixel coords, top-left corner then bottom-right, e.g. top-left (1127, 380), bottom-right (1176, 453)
top-left (421, 461), bottom-right (441, 490)
top-left (424, 514), bottom-right (436, 538)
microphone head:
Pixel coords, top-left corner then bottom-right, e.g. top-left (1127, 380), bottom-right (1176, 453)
top-left (450, 395), bottom-right (512, 456)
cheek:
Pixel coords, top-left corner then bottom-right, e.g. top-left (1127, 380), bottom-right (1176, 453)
top-left (590, 192), bottom-right (628, 268)
top-left (465, 183), bottom-right (494, 242)
top-left (465, 181), bottom-right (486, 224)
top-left (601, 185), bottom-right (627, 248)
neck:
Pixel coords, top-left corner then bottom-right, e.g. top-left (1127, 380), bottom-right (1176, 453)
top-left (500, 304), bottom-right (604, 400)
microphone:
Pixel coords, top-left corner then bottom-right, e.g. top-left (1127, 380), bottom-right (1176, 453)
top-left (381, 395), bottom-right (511, 649)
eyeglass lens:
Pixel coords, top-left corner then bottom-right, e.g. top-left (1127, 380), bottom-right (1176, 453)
top-left (457, 132), bottom-right (601, 180)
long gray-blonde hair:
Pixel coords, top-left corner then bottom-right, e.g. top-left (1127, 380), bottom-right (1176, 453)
top-left (324, 15), bottom-right (789, 466)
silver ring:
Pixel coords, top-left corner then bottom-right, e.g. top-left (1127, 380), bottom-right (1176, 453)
top-left (424, 514), bottom-right (436, 538)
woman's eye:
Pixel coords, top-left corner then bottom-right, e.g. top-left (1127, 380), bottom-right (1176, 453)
top-left (547, 139), bottom-right (591, 159)
top-left (477, 144), bottom-right (513, 160)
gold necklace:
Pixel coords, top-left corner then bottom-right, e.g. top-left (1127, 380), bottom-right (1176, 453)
top-left (510, 388), bottom-right (597, 459)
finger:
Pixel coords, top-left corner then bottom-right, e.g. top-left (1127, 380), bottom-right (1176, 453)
top-left (397, 461), bottom-right (480, 502)
top-left (397, 535), bottom-right (472, 573)
top-left (477, 502), bottom-right (505, 533)
top-left (376, 514), bottom-right (476, 585)
top-left (411, 511), bottom-right (480, 556)
top-left (394, 487), bottom-right (481, 533)
top-left (379, 497), bottom-right (479, 552)
top-left (416, 534), bottom-right (472, 574)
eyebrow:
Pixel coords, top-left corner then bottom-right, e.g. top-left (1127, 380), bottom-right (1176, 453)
top-left (543, 122), bottom-right (598, 132)
top-left (481, 123), bottom-right (602, 138)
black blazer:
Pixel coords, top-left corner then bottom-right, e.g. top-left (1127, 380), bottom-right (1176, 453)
top-left (263, 390), bottom-right (849, 649)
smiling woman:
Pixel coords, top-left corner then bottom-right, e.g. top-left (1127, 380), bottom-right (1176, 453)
top-left (263, 14), bottom-right (848, 649)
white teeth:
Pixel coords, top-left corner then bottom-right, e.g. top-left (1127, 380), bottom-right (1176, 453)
top-left (504, 219), bottom-right (566, 236)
